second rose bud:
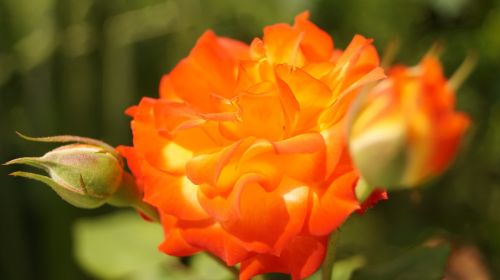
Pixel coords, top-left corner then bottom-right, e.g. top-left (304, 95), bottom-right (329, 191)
top-left (348, 55), bottom-right (470, 189)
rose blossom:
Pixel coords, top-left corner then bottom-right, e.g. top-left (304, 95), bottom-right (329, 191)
top-left (118, 12), bottom-right (385, 279)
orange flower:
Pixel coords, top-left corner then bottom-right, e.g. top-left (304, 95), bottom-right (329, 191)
top-left (348, 55), bottom-right (470, 188)
top-left (118, 12), bottom-right (385, 279)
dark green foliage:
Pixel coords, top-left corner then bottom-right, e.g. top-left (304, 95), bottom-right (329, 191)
top-left (1, 0), bottom-right (499, 279)
top-left (351, 244), bottom-right (451, 280)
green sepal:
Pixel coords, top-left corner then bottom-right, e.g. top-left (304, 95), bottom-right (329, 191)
top-left (15, 131), bottom-right (120, 162)
top-left (9, 171), bottom-right (105, 208)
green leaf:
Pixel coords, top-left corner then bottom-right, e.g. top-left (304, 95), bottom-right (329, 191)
top-left (350, 244), bottom-right (451, 280)
top-left (73, 211), bottom-right (178, 279)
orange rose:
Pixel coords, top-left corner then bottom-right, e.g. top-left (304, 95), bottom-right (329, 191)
top-left (348, 55), bottom-right (470, 188)
top-left (118, 12), bottom-right (385, 279)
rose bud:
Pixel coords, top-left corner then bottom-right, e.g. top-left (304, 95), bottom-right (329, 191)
top-left (6, 143), bottom-right (123, 208)
top-left (348, 55), bottom-right (470, 189)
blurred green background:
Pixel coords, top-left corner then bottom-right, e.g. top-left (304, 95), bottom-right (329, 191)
top-left (1, 0), bottom-right (499, 279)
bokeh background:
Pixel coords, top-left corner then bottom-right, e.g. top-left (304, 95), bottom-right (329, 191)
top-left (1, 0), bottom-right (499, 279)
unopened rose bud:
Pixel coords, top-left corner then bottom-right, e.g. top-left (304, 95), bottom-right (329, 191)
top-left (6, 134), bottom-right (160, 221)
top-left (348, 55), bottom-right (469, 190)
top-left (6, 143), bottom-right (123, 208)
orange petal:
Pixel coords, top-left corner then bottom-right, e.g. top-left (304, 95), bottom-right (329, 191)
top-left (116, 145), bottom-right (144, 192)
top-left (320, 67), bottom-right (386, 128)
top-left (303, 62), bottom-right (336, 81)
top-left (249, 38), bottom-right (266, 60)
top-left (197, 185), bottom-right (240, 222)
top-left (274, 73), bottom-right (301, 135)
top-left (167, 59), bottom-right (215, 112)
top-left (187, 31), bottom-right (242, 98)
top-left (197, 173), bottom-right (270, 224)
top-left (237, 139), bottom-right (284, 188)
top-left (236, 60), bottom-right (276, 92)
top-left (320, 122), bottom-right (347, 176)
top-left (308, 170), bottom-right (360, 236)
top-left (355, 43), bottom-right (380, 70)
top-left (429, 112), bottom-right (469, 176)
top-left (332, 34), bottom-right (374, 67)
top-left (141, 163), bottom-right (209, 221)
top-left (178, 220), bottom-right (252, 266)
top-left (220, 82), bottom-right (289, 141)
top-left (239, 235), bottom-right (328, 280)
top-left (159, 75), bottom-right (183, 101)
top-left (186, 138), bottom-right (250, 196)
top-left (132, 119), bottom-right (193, 175)
top-left (273, 133), bottom-right (327, 183)
top-left (130, 99), bottom-right (182, 174)
top-left (217, 37), bottom-right (250, 61)
top-left (262, 23), bottom-right (305, 66)
top-left (273, 132), bottom-right (324, 154)
top-left (325, 35), bottom-right (380, 95)
top-left (294, 11), bottom-right (334, 61)
top-left (125, 105), bottom-right (139, 117)
top-left (158, 213), bottom-right (200, 256)
top-left (152, 100), bottom-right (230, 152)
top-left (276, 64), bottom-right (332, 131)
top-left (189, 138), bottom-right (284, 197)
top-left (152, 100), bottom-right (204, 134)
top-left (165, 31), bottom-right (243, 111)
top-left (222, 179), bottom-right (309, 255)
top-left (193, 139), bottom-right (282, 222)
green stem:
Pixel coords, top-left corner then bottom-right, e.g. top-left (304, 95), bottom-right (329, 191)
top-left (322, 230), bottom-right (341, 280)
top-left (107, 171), bottom-right (160, 222)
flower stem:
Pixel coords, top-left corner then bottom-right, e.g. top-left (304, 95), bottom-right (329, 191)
top-left (107, 172), bottom-right (160, 222)
top-left (322, 230), bottom-right (341, 280)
